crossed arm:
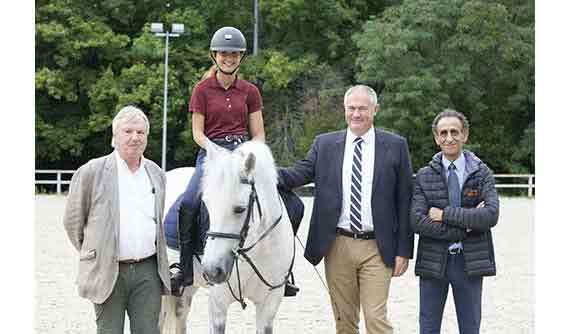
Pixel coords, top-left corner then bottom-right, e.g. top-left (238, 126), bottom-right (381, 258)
top-left (440, 170), bottom-right (499, 232)
top-left (411, 169), bottom-right (500, 239)
top-left (410, 179), bottom-right (469, 241)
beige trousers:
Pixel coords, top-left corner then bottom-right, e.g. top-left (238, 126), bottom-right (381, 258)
top-left (324, 235), bottom-right (394, 334)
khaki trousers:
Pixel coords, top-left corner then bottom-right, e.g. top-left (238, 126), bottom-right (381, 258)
top-left (325, 235), bottom-right (394, 334)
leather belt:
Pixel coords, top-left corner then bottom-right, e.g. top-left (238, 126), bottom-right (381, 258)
top-left (448, 247), bottom-right (462, 255)
top-left (212, 134), bottom-right (249, 145)
top-left (336, 228), bottom-right (375, 240)
top-left (119, 254), bottom-right (156, 264)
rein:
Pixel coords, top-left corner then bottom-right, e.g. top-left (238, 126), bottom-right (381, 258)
top-left (206, 178), bottom-right (295, 309)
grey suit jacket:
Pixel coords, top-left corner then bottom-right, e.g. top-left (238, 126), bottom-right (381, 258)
top-left (63, 153), bottom-right (171, 304)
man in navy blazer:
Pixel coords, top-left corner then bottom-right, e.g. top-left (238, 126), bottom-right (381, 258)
top-left (279, 85), bottom-right (414, 334)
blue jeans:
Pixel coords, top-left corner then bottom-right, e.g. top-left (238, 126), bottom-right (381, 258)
top-left (419, 253), bottom-right (483, 334)
top-left (180, 149), bottom-right (207, 211)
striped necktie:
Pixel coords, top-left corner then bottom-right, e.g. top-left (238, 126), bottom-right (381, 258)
top-left (350, 137), bottom-right (364, 232)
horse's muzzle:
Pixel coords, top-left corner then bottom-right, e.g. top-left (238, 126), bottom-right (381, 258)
top-left (203, 265), bottom-right (230, 285)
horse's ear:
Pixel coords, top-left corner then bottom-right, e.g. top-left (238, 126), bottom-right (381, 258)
top-left (244, 152), bottom-right (256, 175)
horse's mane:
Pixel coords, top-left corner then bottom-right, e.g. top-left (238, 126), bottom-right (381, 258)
top-left (202, 141), bottom-right (278, 214)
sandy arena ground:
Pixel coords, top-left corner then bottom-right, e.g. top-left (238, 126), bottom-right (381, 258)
top-left (35, 196), bottom-right (533, 333)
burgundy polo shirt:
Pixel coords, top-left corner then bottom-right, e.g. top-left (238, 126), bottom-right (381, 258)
top-left (189, 74), bottom-right (263, 139)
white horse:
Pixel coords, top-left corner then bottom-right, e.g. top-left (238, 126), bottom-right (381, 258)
top-left (160, 140), bottom-right (295, 334)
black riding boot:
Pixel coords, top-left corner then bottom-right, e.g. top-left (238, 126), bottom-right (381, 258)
top-left (178, 202), bottom-right (199, 288)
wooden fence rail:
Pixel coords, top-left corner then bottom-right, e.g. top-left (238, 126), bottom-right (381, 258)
top-left (35, 170), bottom-right (535, 198)
top-left (35, 170), bottom-right (76, 195)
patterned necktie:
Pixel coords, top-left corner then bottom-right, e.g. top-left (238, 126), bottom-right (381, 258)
top-left (448, 162), bottom-right (461, 207)
top-left (350, 137), bottom-right (364, 232)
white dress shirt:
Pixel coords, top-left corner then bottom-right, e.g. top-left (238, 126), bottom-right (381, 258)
top-left (115, 151), bottom-right (157, 261)
top-left (338, 127), bottom-right (375, 232)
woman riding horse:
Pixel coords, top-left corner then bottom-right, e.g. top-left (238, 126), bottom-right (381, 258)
top-left (163, 26), bottom-right (265, 290)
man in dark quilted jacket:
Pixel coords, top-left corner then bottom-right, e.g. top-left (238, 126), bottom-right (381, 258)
top-left (411, 109), bottom-right (499, 334)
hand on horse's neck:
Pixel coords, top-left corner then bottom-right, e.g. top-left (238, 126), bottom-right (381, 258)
top-left (216, 71), bottom-right (236, 90)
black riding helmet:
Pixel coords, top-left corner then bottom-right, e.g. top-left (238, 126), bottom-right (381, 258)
top-left (210, 26), bottom-right (246, 75)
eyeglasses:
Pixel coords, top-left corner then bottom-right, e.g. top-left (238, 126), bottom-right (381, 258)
top-left (435, 129), bottom-right (463, 140)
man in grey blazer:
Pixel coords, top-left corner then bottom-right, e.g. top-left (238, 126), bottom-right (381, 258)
top-left (63, 105), bottom-right (171, 334)
top-left (278, 85), bottom-right (414, 334)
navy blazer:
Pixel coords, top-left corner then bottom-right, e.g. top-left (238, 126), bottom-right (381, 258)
top-left (279, 129), bottom-right (414, 267)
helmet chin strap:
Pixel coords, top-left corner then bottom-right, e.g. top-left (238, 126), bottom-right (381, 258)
top-left (217, 65), bottom-right (240, 75)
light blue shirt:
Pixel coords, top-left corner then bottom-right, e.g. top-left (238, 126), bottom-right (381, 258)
top-left (442, 152), bottom-right (466, 250)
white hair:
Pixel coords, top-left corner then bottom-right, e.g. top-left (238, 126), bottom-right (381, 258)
top-left (343, 84), bottom-right (378, 107)
top-left (111, 105), bottom-right (150, 147)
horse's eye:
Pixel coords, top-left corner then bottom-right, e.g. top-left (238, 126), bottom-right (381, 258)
top-left (233, 206), bottom-right (247, 214)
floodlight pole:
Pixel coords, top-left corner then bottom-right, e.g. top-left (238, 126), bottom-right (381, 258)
top-left (151, 23), bottom-right (183, 171)
top-left (161, 33), bottom-right (169, 171)
top-left (253, 0), bottom-right (259, 55)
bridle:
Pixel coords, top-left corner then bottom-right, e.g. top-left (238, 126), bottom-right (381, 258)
top-left (205, 178), bottom-right (295, 309)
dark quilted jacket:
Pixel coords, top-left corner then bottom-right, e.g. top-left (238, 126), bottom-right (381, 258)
top-left (411, 150), bottom-right (499, 279)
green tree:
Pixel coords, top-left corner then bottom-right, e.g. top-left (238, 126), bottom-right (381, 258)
top-left (36, 0), bottom-right (533, 175)
top-left (35, 0), bottom-right (208, 169)
top-left (353, 0), bottom-right (534, 172)
top-left (245, 0), bottom-right (397, 164)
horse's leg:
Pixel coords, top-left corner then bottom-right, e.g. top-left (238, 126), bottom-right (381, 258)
top-left (159, 286), bottom-right (199, 334)
top-left (159, 295), bottom-right (179, 334)
top-left (255, 289), bottom-right (284, 334)
top-left (177, 285), bottom-right (199, 334)
top-left (208, 286), bottom-right (232, 334)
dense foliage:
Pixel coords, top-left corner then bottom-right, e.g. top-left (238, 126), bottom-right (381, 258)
top-left (36, 0), bottom-right (534, 173)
